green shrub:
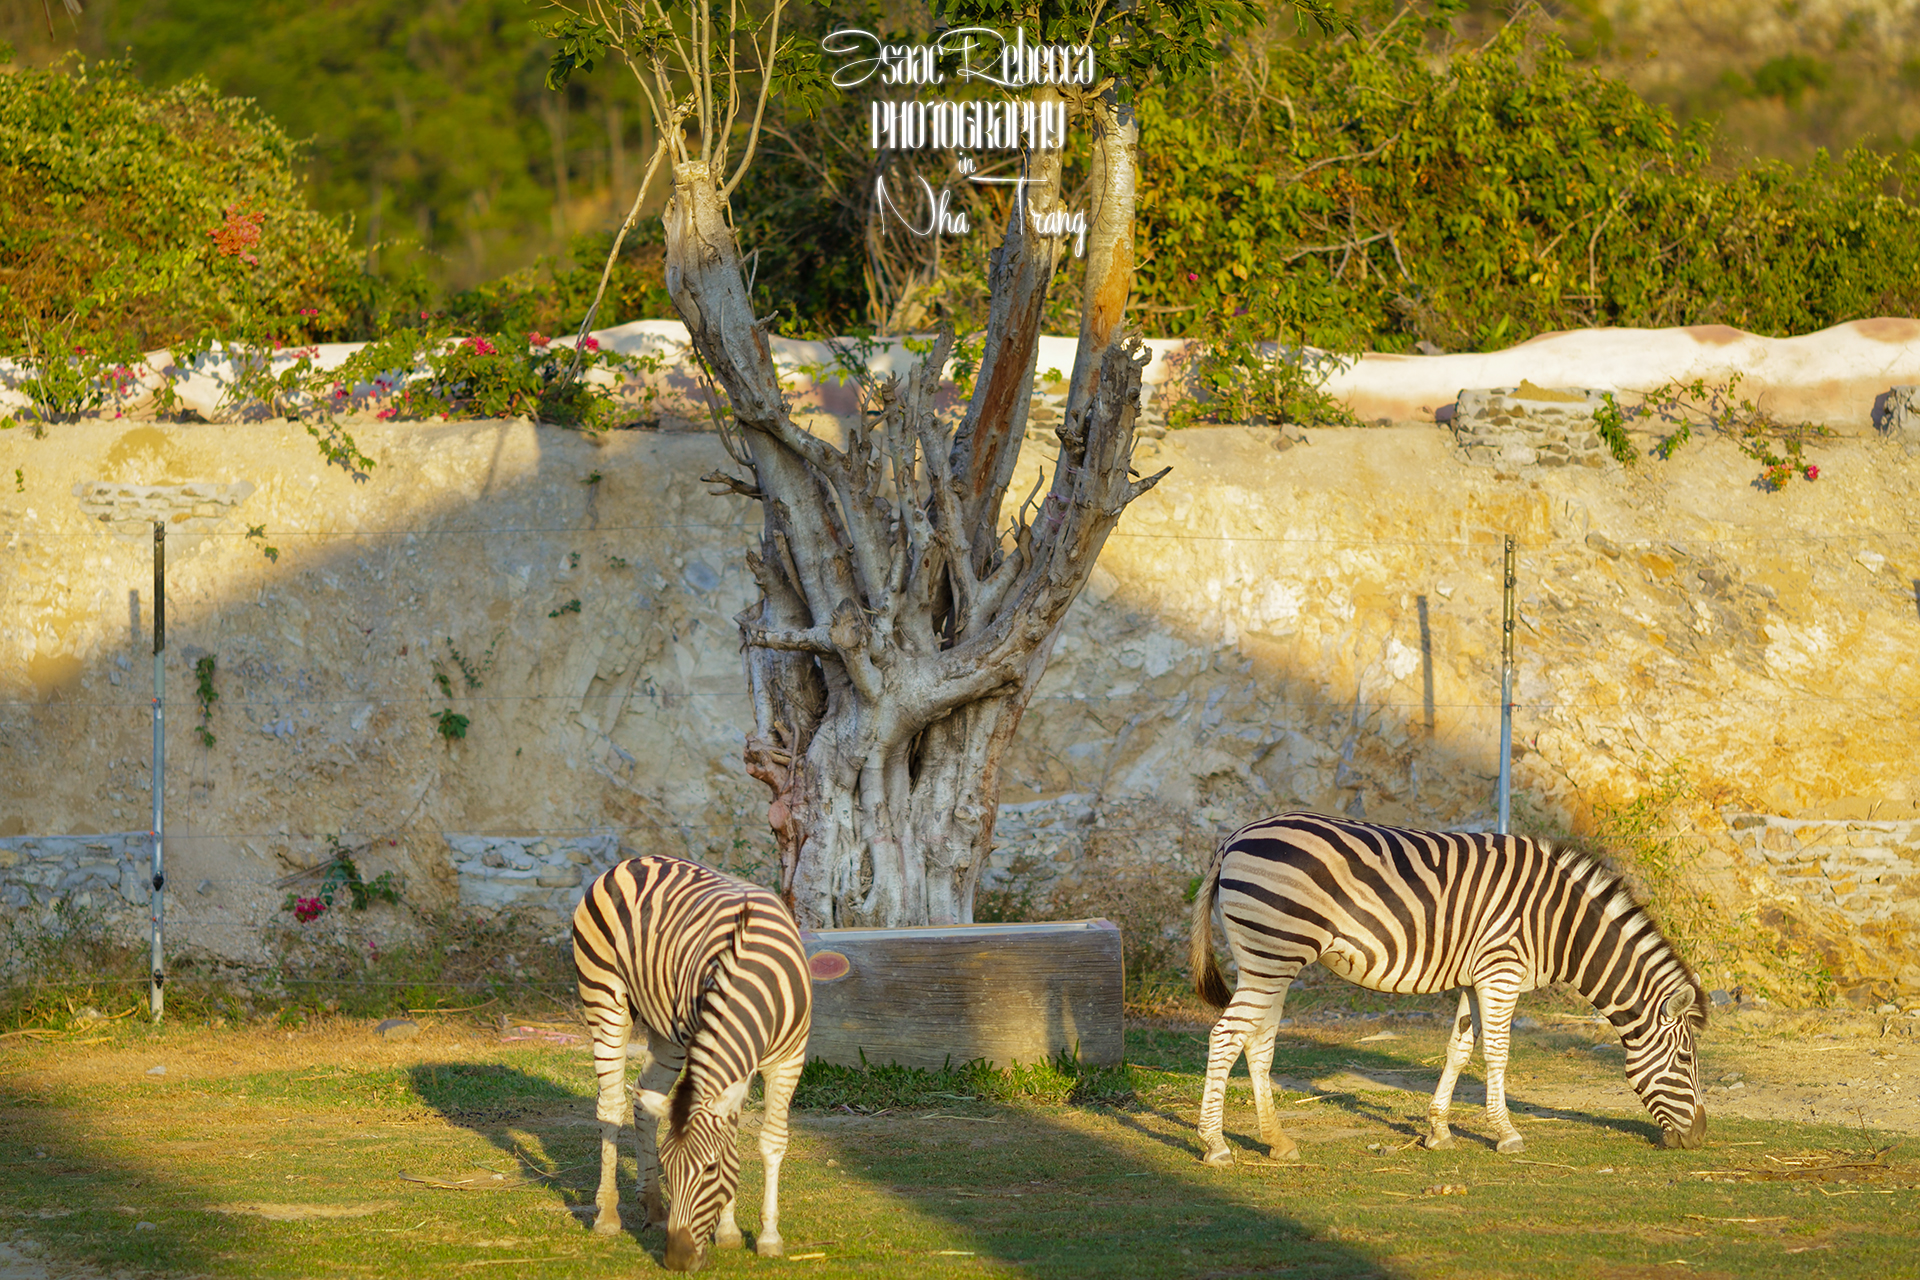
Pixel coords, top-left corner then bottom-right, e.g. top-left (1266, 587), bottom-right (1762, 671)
top-left (445, 228), bottom-right (674, 336)
top-left (1130, 10), bottom-right (1920, 352)
top-left (0, 55), bottom-right (398, 363)
top-left (791, 1049), bottom-right (1135, 1112)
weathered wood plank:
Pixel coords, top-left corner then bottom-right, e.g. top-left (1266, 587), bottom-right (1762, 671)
top-left (800, 919), bottom-right (1123, 1070)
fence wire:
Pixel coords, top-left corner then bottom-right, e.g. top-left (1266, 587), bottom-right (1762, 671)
top-left (5, 512), bottom-right (1915, 1008)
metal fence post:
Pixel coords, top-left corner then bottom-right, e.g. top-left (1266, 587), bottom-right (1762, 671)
top-left (151, 522), bottom-right (166, 1022)
top-left (1497, 534), bottom-right (1515, 835)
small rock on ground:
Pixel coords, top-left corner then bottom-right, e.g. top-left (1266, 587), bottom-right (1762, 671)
top-left (374, 1018), bottom-right (419, 1041)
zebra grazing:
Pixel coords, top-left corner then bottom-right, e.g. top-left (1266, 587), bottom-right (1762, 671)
top-left (573, 855), bottom-right (811, 1272)
top-left (1189, 812), bottom-right (1705, 1165)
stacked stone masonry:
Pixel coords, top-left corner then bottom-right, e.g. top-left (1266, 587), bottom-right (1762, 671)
top-left (0, 834), bottom-right (150, 927)
top-left (71, 481), bottom-right (257, 541)
top-left (1027, 381), bottom-right (1164, 442)
top-left (1728, 812), bottom-right (1920, 932)
top-left (445, 832), bottom-right (626, 923)
top-left (1887, 385), bottom-right (1920, 441)
top-left (1451, 386), bottom-right (1612, 469)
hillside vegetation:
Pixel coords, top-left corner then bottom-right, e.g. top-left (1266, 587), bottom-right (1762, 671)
top-left (2, 3), bottom-right (1917, 363)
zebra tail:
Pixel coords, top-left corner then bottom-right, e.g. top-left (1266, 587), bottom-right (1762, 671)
top-left (1190, 846), bottom-right (1231, 1010)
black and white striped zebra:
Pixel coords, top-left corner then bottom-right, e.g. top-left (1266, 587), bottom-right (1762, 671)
top-left (573, 854), bottom-right (811, 1271)
top-left (1189, 812), bottom-right (1706, 1165)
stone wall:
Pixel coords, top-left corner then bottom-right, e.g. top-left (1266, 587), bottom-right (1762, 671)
top-left (3, 416), bottom-right (1917, 998)
top-left (1449, 385), bottom-right (1613, 470)
top-left (0, 833), bottom-right (150, 926)
top-left (1726, 810), bottom-right (1920, 991)
top-left (446, 832), bottom-right (624, 920)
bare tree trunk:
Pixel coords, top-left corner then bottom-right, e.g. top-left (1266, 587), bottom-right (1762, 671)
top-left (666, 90), bottom-right (1163, 927)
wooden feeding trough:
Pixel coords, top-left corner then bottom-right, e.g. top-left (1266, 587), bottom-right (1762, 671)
top-left (800, 919), bottom-right (1123, 1070)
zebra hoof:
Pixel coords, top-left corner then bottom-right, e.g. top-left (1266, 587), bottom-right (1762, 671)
top-left (1496, 1135), bottom-right (1526, 1154)
top-left (1264, 1135), bottom-right (1299, 1162)
top-left (1424, 1133), bottom-right (1455, 1151)
top-left (592, 1212), bottom-right (624, 1236)
top-left (756, 1235), bottom-right (785, 1259)
top-left (1202, 1144), bottom-right (1234, 1167)
top-left (715, 1226), bottom-right (744, 1250)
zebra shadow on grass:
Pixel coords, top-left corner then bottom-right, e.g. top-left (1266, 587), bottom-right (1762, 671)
top-left (402, 1061), bottom-right (643, 1242)
top-left (1122, 1030), bottom-right (1666, 1159)
top-left (404, 1058), bottom-right (1403, 1276)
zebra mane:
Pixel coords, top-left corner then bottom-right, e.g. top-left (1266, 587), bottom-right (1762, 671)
top-left (1536, 835), bottom-right (1708, 1028)
top-left (667, 890), bottom-right (759, 1140)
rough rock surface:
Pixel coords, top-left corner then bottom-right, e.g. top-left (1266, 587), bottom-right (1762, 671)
top-left (2, 418), bottom-right (1915, 990)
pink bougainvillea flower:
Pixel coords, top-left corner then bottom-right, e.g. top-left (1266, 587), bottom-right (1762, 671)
top-left (292, 896), bottom-right (326, 923)
top-left (528, 331), bottom-right (551, 347)
top-left (462, 336), bottom-right (499, 357)
top-left (1804, 464), bottom-right (1819, 480)
top-left (581, 335), bottom-right (601, 352)
top-left (1187, 272), bottom-right (1199, 283)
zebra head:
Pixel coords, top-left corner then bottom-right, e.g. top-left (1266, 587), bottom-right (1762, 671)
top-left (1620, 983), bottom-right (1706, 1149)
top-left (638, 1075), bottom-right (752, 1272)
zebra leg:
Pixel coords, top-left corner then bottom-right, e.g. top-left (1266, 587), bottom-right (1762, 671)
top-left (714, 1196), bottom-right (744, 1251)
top-left (1245, 993), bottom-right (1297, 1161)
top-left (1199, 983), bottom-right (1282, 1166)
top-left (1476, 984), bottom-right (1526, 1153)
top-left (632, 1031), bottom-right (683, 1229)
top-left (1425, 990), bottom-right (1477, 1150)
top-left (752, 1053), bottom-right (804, 1258)
top-left (589, 1000), bottom-right (634, 1235)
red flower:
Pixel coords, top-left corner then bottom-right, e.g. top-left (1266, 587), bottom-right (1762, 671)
top-left (1804, 464), bottom-right (1819, 480)
top-left (463, 336), bottom-right (499, 357)
top-left (292, 896), bottom-right (326, 923)
top-left (580, 335), bottom-right (601, 352)
top-left (1186, 272), bottom-right (1199, 283)
top-left (208, 203), bottom-right (265, 265)
top-left (528, 331), bottom-right (551, 347)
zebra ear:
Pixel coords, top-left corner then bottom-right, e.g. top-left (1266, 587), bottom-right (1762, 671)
top-left (635, 1088), bottom-right (672, 1120)
top-left (1662, 986), bottom-right (1696, 1021)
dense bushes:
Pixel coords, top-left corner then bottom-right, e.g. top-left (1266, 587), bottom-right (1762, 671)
top-left (7, 12), bottom-right (1920, 371)
top-left (443, 227), bottom-right (672, 337)
top-left (722, 8), bottom-right (1920, 350)
top-left (0, 55), bottom-right (397, 362)
top-left (1129, 12), bottom-right (1920, 352)
top-left (0, 53), bottom-right (671, 374)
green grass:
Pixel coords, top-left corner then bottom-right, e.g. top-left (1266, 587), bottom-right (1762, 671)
top-left (0, 1016), bottom-right (1913, 1278)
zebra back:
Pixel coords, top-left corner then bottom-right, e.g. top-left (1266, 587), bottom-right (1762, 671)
top-left (1195, 812), bottom-right (1706, 1028)
top-left (573, 854), bottom-right (811, 1104)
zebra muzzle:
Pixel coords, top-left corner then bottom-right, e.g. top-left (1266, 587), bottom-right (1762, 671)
top-left (1661, 1106), bottom-right (1706, 1150)
top-left (664, 1226), bottom-right (707, 1272)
